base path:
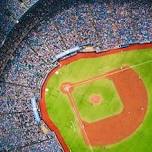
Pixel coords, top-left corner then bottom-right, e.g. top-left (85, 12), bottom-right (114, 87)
top-left (83, 67), bottom-right (148, 146)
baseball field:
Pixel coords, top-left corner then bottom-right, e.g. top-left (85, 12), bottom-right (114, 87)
top-left (40, 44), bottom-right (152, 152)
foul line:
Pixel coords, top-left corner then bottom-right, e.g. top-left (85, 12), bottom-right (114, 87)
top-left (67, 92), bottom-right (94, 152)
top-left (72, 59), bottom-right (152, 87)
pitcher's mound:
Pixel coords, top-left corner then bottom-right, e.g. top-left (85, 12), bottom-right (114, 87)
top-left (89, 94), bottom-right (102, 106)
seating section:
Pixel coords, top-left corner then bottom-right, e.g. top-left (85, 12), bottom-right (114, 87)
top-left (0, 0), bottom-right (152, 151)
top-left (0, 0), bottom-right (39, 46)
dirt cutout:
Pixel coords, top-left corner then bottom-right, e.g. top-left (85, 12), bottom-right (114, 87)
top-left (89, 94), bottom-right (102, 106)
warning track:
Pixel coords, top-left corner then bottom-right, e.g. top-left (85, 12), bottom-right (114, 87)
top-left (40, 43), bottom-right (152, 152)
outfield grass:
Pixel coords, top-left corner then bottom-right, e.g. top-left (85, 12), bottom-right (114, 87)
top-left (45, 48), bottom-right (152, 152)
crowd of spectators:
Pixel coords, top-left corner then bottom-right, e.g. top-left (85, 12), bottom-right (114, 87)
top-left (0, 41), bottom-right (53, 89)
top-left (0, 111), bottom-right (62, 151)
top-left (53, 1), bottom-right (152, 50)
top-left (0, 82), bottom-right (62, 151)
top-left (0, 0), bottom-right (39, 47)
top-left (0, 0), bottom-right (152, 151)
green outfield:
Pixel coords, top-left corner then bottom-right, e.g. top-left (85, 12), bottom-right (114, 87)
top-left (45, 48), bottom-right (152, 152)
